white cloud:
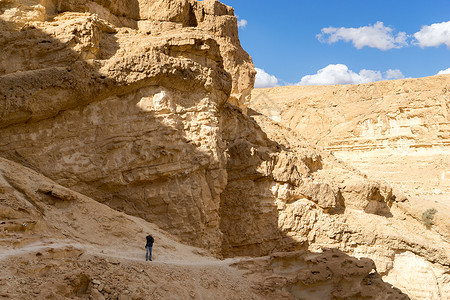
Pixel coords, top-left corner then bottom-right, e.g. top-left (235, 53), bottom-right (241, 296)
top-left (437, 67), bottom-right (450, 75)
top-left (297, 64), bottom-right (404, 85)
top-left (414, 21), bottom-right (450, 48)
top-left (317, 21), bottom-right (408, 50)
top-left (384, 69), bottom-right (405, 80)
top-left (255, 68), bottom-right (279, 88)
top-left (237, 19), bottom-right (248, 28)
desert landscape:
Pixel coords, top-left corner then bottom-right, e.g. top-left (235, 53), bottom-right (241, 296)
top-left (0, 0), bottom-right (449, 299)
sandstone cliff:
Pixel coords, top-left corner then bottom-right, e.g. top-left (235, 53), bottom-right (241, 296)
top-left (251, 76), bottom-right (450, 151)
top-left (1, 0), bottom-right (256, 252)
top-left (251, 76), bottom-right (450, 299)
top-left (0, 0), bottom-right (448, 299)
top-left (251, 76), bottom-right (450, 240)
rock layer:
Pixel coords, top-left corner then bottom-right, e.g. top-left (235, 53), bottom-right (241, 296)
top-left (0, 155), bottom-right (410, 299)
top-left (0, 0), bottom-right (254, 252)
top-left (251, 77), bottom-right (450, 299)
top-left (1, 1), bottom-right (449, 299)
top-left (251, 77), bottom-right (450, 151)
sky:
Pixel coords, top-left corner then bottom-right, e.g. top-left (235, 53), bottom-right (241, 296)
top-left (220, 0), bottom-right (450, 87)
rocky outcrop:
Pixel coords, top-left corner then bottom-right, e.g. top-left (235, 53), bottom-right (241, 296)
top-left (234, 249), bottom-right (408, 299)
top-left (251, 77), bottom-right (450, 242)
top-left (0, 156), bottom-right (267, 300)
top-left (0, 156), bottom-right (409, 299)
top-left (250, 78), bottom-right (450, 299)
top-left (0, 0), bottom-right (254, 125)
top-left (0, 0), bottom-right (255, 252)
top-left (219, 105), bottom-right (396, 256)
top-left (250, 79), bottom-right (450, 208)
top-left (219, 106), bottom-right (450, 299)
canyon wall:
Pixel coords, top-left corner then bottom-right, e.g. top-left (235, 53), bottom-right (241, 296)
top-left (1, 0), bottom-right (450, 298)
top-left (251, 77), bottom-right (450, 298)
top-left (1, 156), bottom-right (410, 299)
top-left (0, 0), bottom-right (255, 252)
top-left (251, 76), bottom-right (449, 151)
top-left (251, 77), bottom-right (450, 237)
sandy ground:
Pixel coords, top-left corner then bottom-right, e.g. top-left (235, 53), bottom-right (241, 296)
top-left (0, 232), bottom-right (265, 300)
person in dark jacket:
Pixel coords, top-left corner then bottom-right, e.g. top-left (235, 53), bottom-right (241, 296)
top-left (145, 235), bottom-right (154, 261)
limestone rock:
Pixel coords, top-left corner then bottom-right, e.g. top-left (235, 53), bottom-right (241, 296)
top-left (251, 76), bottom-right (450, 151)
top-left (0, 0), bottom-right (254, 252)
top-left (0, 156), bottom-right (267, 300)
top-left (250, 77), bottom-right (450, 299)
top-left (233, 249), bottom-right (409, 300)
top-left (0, 155), bottom-right (408, 300)
top-left (1, 0), bottom-right (449, 299)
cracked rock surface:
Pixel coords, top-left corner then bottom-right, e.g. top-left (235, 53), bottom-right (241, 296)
top-left (0, 0), bottom-right (448, 299)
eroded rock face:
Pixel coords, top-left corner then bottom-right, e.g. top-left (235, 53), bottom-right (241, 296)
top-left (0, 156), bottom-right (267, 300)
top-left (251, 77), bottom-right (450, 151)
top-left (0, 156), bottom-right (409, 299)
top-left (228, 112), bottom-right (449, 299)
top-left (250, 78), bottom-right (450, 299)
top-left (234, 249), bottom-right (409, 300)
top-left (1, 1), bottom-right (449, 299)
top-left (0, 0), bottom-right (254, 120)
top-left (219, 105), bottom-right (398, 257)
top-left (0, 0), bottom-right (254, 251)
top-left (250, 79), bottom-right (450, 206)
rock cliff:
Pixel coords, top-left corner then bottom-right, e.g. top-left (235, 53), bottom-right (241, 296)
top-left (0, 0), bottom-right (448, 299)
top-left (251, 77), bottom-right (450, 240)
top-left (251, 76), bottom-right (450, 151)
top-left (1, 0), bottom-right (255, 252)
top-left (251, 77), bottom-right (450, 299)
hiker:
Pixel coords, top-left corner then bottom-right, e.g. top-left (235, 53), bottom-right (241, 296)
top-left (145, 234), bottom-right (154, 261)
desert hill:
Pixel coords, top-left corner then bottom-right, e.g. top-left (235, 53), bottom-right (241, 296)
top-left (251, 75), bottom-right (450, 298)
top-left (0, 0), bottom-right (449, 299)
top-left (251, 75), bottom-right (450, 238)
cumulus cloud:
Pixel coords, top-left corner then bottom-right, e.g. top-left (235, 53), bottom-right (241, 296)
top-left (255, 68), bottom-right (279, 88)
top-left (384, 69), bottom-right (405, 80)
top-left (437, 67), bottom-right (450, 75)
top-left (297, 64), bottom-right (404, 85)
top-left (414, 21), bottom-right (450, 48)
top-left (317, 21), bottom-right (408, 50)
top-left (237, 19), bottom-right (248, 28)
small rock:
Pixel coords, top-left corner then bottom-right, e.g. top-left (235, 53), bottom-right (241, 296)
top-left (90, 289), bottom-right (105, 300)
top-left (397, 194), bottom-right (408, 202)
top-left (107, 258), bottom-right (120, 265)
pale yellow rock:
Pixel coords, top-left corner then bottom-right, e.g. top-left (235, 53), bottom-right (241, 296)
top-left (0, 156), bottom-right (262, 299)
top-left (0, 1), bottom-right (448, 299)
top-left (0, 154), bottom-right (409, 299)
top-left (0, 0), bottom-right (254, 251)
top-left (252, 76), bottom-right (450, 150)
top-left (251, 77), bottom-right (450, 299)
top-left (251, 77), bottom-right (450, 240)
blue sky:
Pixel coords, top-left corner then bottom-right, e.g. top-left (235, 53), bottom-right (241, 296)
top-left (221, 0), bottom-right (450, 87)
